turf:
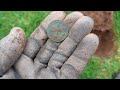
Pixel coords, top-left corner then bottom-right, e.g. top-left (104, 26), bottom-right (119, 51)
top-left (0, 11), bottom-right (50, 39)
top-left (0, 11), bottom-right (120, 79)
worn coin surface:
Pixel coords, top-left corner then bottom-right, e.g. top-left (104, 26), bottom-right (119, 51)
top-left (47, 20), bottom-right (69, 42)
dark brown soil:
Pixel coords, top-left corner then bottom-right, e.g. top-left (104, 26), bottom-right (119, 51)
top-left (81, 11), bottom-right (117, 57)
top-left (92, 30), bottom-right (117, 57)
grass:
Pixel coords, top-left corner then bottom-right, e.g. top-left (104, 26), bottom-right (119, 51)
top-left (0, 11), bottom-right (50, 39)
top-left (0, 11), bottom-right (120, 79)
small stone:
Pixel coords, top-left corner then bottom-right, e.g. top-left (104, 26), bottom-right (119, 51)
top-left (47, 20), bottom-right (69, 42)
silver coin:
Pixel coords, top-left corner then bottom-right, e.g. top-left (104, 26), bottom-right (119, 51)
top-left (47, 20), bottom-right (69, 42)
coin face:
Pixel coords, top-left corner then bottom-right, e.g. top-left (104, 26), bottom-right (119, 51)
top-left (47, 20), bottom-right (69, 42)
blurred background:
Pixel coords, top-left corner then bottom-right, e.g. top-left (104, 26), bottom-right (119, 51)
top-left (0, 11), bottom-right (120, 79)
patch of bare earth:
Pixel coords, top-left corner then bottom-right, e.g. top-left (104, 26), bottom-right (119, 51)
top-left (81, 11), bottom-right (117, 58)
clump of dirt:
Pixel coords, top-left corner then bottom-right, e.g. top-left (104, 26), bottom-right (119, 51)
top-left (81, 11), bottom-right (117, 57)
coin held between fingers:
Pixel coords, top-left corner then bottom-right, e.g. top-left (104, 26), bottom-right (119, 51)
top-left (47, 20), bottom-right (69, 43)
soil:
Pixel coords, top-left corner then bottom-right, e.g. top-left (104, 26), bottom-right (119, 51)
top-left (81, 11), bottom-right (117, 57)
top-left (92, 30), bottom-right (117, 57)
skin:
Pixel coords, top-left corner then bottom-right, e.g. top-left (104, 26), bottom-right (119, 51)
top-left (0, 11), bottom-right (99, 79)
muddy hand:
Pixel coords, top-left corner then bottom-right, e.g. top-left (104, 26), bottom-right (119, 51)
top-left (0, 11), bottom-right (99, 79)
top-left (0, 27), bottom-right (26, 79)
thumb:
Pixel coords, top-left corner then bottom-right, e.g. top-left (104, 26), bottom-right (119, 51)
top-left (0, 27), bottom-right (26, 77)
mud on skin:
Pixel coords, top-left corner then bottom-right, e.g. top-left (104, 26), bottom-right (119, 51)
top-left (0, 11), bottom-right (99, 79)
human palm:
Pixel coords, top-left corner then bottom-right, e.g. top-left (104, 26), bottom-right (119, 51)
top-left (0, 11), bottom-right (99, 79)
